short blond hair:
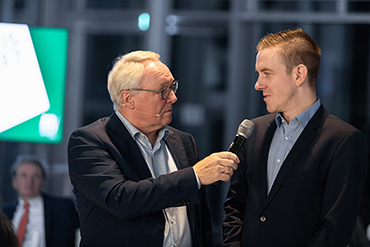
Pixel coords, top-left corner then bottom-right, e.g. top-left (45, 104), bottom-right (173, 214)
top-left (256, 28), bottom-right (321, 88)
top-left (107, 51), bottom-right (160, 110)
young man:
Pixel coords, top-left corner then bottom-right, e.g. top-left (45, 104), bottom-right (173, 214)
top-left (222, 28), bottom-right (367, 247)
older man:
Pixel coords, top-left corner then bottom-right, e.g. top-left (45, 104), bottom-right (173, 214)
top-left (68, 50), bottom-right (239, 247)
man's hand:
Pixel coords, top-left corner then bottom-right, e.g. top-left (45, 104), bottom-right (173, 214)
top-left (193, 151), bottom-right (239, 185)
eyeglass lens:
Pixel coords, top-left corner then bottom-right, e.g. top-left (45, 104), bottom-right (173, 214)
top-left (163, 81), bottom-right (178, 99)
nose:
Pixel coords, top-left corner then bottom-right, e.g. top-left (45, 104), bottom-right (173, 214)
top-left (25, 177), bottom-right (33, 185)
top-left (255, 80), bottom-right (262, 91)
top-left (167, 90), bottom-right (178, 103)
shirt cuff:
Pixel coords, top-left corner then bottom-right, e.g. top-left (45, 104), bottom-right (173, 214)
top-left (192, 167), bottom-right (201, 189)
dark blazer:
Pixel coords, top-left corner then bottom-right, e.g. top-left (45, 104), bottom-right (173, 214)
top-left (223, 105), bottom-right (368, 247)
top-left (67, 113), bottom-right (213, 247)
top-left (2, 193), bottom-right (80, 247)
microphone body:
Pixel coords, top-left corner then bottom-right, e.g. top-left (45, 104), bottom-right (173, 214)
top-left (228, 119), bottom-right (255, 155)
top-left (228, 135), bottom-right (247, 154)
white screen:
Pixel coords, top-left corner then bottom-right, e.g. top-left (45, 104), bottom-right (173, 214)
top-left (0, 22), bottom-right (50, 133)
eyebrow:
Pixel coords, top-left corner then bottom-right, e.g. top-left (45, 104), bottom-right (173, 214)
top-left (160, 79), bottom-right (175, 85)
top-left (257, 68), bottom-right (273, 73)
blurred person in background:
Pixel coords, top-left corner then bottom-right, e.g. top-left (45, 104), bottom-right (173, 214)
top-left (2, 155), bottom-right (80, 247)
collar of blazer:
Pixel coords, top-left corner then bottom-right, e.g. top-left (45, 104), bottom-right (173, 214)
top-left (105, 113), bottom-right (190, 179)
top-left (260, 105), bottom-right (327, 209)
top-left (105, 113), bottom-right (152, 180)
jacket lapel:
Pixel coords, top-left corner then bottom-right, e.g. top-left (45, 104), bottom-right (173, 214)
top-left (165, 128), bottom-right (189, 170)
top-left (43, 194), bottom-right (52, 247)
top-left (106, 113), bottom-right (152, 180)
top-left (262, 106), bottom-right (327, 209)
top-left (257, 118), bottom-right (277, 202)
top-left (165, 128), bottom-right (200, 245)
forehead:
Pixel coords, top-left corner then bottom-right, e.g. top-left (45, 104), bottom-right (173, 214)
top-left (16, 162), bottom-right (43, 174)
top-left (142, 60), bottom-right (173, 86)
top-left (256, 46), bottom-right (283, 70)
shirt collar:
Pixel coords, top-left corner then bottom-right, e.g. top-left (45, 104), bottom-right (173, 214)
top-left (275, 98), bottom-right (321, 128)
top-left (115, 110), bottom-right (169, 141)
top-left (19, 194), bottom-right (43, 206)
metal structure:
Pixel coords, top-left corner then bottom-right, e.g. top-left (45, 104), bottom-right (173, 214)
top-left (1, 1), bottom-right (369, 242)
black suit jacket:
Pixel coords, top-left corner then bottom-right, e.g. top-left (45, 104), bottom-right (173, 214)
top-left (67, 113), bottom-right (213, 247)
top-left (223, 105), bottom-right (367, 247)
top-left (2, 193), bottom-right (80, 247)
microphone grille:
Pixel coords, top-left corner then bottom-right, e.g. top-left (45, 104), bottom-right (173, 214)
top-left (238, 119), bottom-right (255, 139)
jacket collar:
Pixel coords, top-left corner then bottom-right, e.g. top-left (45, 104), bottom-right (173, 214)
top-left (262, 105), bottom-right (328, 208)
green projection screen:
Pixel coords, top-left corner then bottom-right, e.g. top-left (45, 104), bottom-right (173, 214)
top-left (0, 23), bottom-right (68, 144)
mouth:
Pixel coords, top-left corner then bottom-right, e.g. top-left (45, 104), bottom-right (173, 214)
top-left (263, 95), bottom-right (270, 101)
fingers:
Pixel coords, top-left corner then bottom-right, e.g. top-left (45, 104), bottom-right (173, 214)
top-left (216, 151), bottom-right (239, 173)
top-left (221, 165), bottom-right (234, 176)
top-left (216, 166), bottom-right (235, 182)
top-left (217, 151), bottom-right (240, 165)
top-left (193, 151), bottom-right (240, 185)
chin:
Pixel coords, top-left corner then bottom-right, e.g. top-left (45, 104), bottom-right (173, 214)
top-left (163, 116), bottom-right (172, 126)
top-left (266, 106), bottom-right (277, 113)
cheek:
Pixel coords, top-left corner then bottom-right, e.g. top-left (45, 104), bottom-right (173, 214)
top-left (34, 179), bottom-right (43, 187)
top-left (12, 180), bottom-right (19, 189)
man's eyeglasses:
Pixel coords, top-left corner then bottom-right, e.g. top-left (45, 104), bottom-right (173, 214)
top-left (129, 80), bottom-right (178, 100)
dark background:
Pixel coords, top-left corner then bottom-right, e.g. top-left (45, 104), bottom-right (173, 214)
top-left (1, 0), bottom-right (369, 245)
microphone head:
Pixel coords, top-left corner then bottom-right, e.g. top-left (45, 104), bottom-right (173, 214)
top-left (237, 119), bottom-right (255, 139)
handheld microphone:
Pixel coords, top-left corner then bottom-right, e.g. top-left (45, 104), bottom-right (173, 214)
top-left (228, 119), bottom-right (255, 155)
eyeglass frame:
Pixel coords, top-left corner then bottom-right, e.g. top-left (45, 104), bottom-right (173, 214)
top-left (128, 80), bottom-right (178, 100)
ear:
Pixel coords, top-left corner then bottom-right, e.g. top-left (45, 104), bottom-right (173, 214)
top-left (120, 91), bottom-right (134, 109)
top-left (294, 64), bottom-right (308, 87)
top-left (12, 178), bottom-right (18, 190)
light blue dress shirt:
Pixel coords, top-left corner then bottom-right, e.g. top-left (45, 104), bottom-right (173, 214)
top-left (267, 99), bottom-right (321, 193)
top-left (115, 111), bottom-right (193, 247)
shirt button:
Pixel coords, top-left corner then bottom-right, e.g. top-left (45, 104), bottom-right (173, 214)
top-left (277, 159), bottom-right (281, 163)
top-left (174, 244), bottom-right (177, 247)
top-left (171, 218), bottom-right (175, 224)
top-left (260, 215), bottom-right (266, 222)
top-left (285, 136), bottom-right (289, 140)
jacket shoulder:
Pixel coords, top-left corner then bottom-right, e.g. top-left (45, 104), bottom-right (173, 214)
top-left (167, 125), bottom-right (192, 137)
top-left (1, 202), bottom-right (17, 219)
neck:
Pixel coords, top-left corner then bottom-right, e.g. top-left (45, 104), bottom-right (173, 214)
top-left (283, 94), bottom-right (317, 124)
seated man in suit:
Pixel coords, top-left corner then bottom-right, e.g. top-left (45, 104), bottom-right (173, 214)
top-left (67, 50), bottom-right (239, 247)
top-left (2, 155), bottom-right (80, 247)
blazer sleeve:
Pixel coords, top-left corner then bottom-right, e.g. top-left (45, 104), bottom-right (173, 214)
top-left (307, 129), bottom-right (368, 246)
top-left (68, 126), bottom-right (201, 220)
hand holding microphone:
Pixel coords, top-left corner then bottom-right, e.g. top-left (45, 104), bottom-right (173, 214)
top-left (228, 119), bottom-right (255, 155)
top-left (193, 119), bottom-right (254, 185)
top-left (193, 151), bottom-right (240, 185)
